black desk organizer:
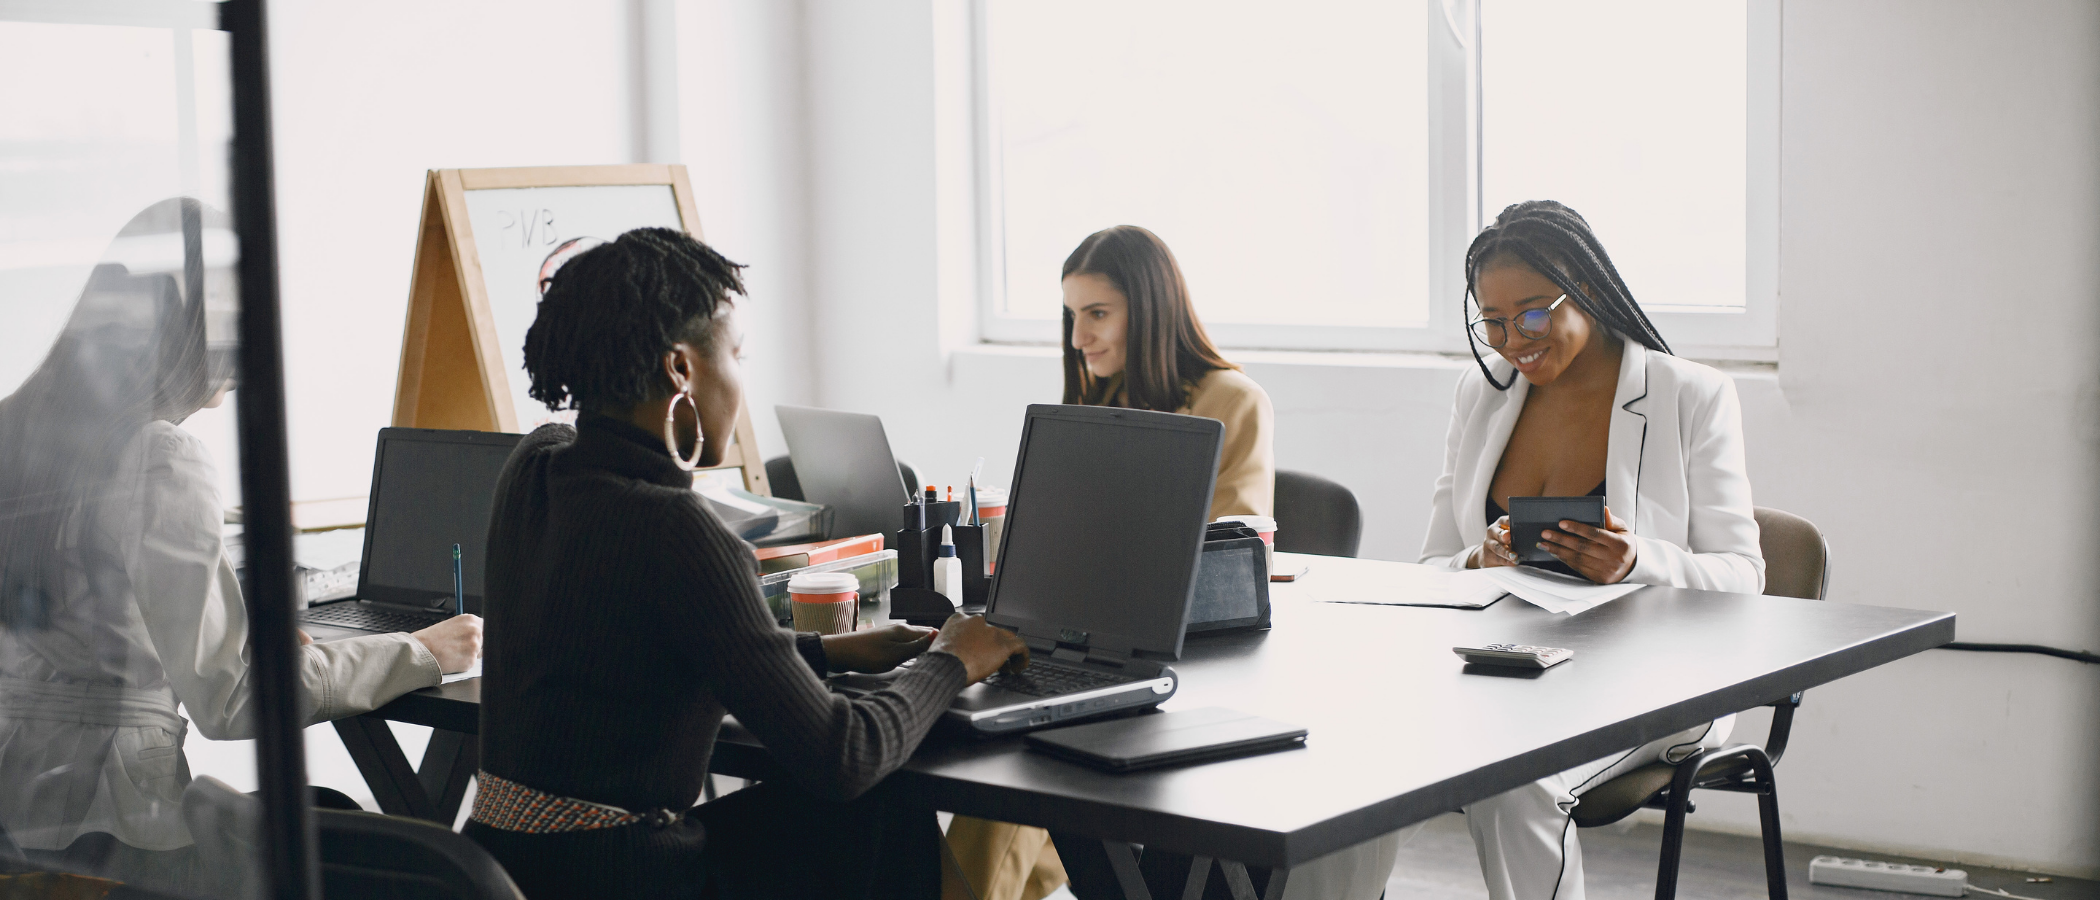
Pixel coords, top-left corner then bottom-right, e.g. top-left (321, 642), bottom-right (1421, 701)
top-left (891, 500), bottom-right (993, 627)
top-left (891, 513), bottom-right (1270, 634)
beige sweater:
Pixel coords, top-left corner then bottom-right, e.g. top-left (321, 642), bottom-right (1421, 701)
top-left (1180, 368), bottom-right (1276, 519)
top-left (1088, 368), bottom-right (1276, 519)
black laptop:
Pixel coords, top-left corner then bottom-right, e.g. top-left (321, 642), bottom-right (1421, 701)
top-left (300, 428), bottom-right (522, 642)
top-left (835, 404), bottom-right (1222, 734)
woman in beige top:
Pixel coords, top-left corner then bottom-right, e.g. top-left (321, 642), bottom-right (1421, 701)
top-left (943, 225), bottom-right (1276, 900)
top-left (1060, 225), bottom-right (1274, 519)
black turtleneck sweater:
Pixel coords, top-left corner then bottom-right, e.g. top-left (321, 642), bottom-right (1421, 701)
top-left (478, 414), bottom-right (968, 812)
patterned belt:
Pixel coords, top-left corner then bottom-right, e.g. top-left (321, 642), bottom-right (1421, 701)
top-left (469, 771), bottom-right (683, 833)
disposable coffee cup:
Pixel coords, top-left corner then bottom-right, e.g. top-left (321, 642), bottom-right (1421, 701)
top-left (1214, 514), bottom-right (1278, 571)
top-left (788, 571), bottom-right (859, 635)
top-left (975, 486), bottom-right (1009, 568)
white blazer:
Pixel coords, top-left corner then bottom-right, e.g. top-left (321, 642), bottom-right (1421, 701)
top-left (1418, 341), bottom-right (1764, 593)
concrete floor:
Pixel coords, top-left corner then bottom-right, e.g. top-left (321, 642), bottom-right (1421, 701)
top-left (1385, 813), bottom-right (2098, 900)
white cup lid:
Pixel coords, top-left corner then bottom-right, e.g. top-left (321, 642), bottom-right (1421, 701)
top-left (973, 485), bottom-right (1007, 505)
top-left (1214, 514), bottom-right (1277, 532)
top-left (787, 571), bottom-right (859, 594)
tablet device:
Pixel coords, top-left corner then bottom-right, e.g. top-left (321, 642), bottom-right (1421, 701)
top-left (1506, 495), bottom-right (1606, 564)
top-left (1025, 707), bottom-right (1307, 772)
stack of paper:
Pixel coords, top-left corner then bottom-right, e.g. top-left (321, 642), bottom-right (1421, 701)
top-left (1480, 567), bottom-right (1642, 615)
top-left (1300, 556), bottom-right (1511, 609)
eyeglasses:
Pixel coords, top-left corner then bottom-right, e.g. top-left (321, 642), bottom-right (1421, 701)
top-left (1468, 294), bottom-right (1567, 348)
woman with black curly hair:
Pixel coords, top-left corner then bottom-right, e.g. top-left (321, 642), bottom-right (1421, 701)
top-left (462, 227), bottom-right (1030, 899)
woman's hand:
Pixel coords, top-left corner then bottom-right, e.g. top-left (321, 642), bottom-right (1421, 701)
top-left (1474, 516), bottom-right (1518, 568)
top-left (1538, 509), bottom-right (1638, 584)
top-left (411, 615), bottom-right (483, 674)
top-left (928, 612), bottom-right (1031, 683)
top-left (821, 623), bottom-right (937, 674)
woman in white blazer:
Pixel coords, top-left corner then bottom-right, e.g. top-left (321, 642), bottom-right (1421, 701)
top-left (1420, 201), bottom-right (1762, 900)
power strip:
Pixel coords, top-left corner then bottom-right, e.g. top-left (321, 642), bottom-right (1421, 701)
top-left (1810, 855), bottom-right (1969, 897)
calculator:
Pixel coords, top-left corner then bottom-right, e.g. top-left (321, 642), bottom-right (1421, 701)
top-left (1452, 643), bottom-right (1574, 669)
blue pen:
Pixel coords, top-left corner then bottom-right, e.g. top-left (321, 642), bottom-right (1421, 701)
top-left (451, 543), bottom-right (464, 616)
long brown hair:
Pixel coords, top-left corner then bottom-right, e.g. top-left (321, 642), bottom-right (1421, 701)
top-left (1060, 226), bottom-right (1236, 412)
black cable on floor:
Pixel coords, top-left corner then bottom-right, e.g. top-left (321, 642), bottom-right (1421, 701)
top-left (1939, 642), bottom-right (2100, 665)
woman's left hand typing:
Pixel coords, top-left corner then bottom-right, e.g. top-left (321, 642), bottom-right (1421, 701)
top-left (822, 623), bottom-right (938, 674)
top-left (1537, 509), bottom-right (1638, 584)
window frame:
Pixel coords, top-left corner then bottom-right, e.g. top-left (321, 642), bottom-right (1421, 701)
top-left (970, 0), bottom-right (1482, 355)
top-left (969, 0), bottom-right (1780, 361)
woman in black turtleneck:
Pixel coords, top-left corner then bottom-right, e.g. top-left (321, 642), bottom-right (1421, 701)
top-left (462, 228), bottom-right (1029, 899)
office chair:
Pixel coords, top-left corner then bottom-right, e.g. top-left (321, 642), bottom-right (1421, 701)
top-left (1569, 507), bottom-right (1830, 900)
top-left (764, 455), bottom-right (919, 505)
top-left (1272, 469), bottom-right (1363, 558)
top-left (184, 776), bottom-right (526, 900)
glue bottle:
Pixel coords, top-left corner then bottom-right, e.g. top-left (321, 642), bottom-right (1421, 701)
top-left (933, 524), bottom-right (962, 608)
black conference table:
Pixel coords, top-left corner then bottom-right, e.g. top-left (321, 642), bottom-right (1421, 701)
top-left (342, 553), bottom-right (1953, 900)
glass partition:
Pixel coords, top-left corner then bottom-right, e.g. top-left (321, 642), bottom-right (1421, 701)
top-left (1, 6), bottom-right (274, 897)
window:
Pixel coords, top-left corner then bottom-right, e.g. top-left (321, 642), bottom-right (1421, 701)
top-left (974, 0), bottom-right (1476, 352)
top-left (974, 0), bottom-right (1776, 357)
top-left (1483, 0), bottom-right (1777, 354)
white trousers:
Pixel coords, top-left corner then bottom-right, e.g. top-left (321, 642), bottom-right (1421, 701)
top-left (1464, 716), bottom-right (1734, 900)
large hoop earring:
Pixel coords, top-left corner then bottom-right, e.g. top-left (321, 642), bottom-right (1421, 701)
top-left (664, 391), bottom-right (705, 470)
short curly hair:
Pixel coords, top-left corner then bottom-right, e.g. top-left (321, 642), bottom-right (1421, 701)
top-left (522, 227), bottom-right (746, 411)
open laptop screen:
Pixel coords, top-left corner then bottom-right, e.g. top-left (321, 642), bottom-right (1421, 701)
top-left (357, 428), bottom-right (523, 612)
top-left (986, 405), bottom-right (1221, 660)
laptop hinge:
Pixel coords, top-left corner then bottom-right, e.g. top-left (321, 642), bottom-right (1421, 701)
top-left (1051, 647), bottom-right (1087, 664)
top-left (1083, 647), bottom-right (1130, 668)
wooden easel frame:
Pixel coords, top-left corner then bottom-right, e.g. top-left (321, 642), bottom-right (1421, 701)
top-left (391, 164), bottom-right (769, 495)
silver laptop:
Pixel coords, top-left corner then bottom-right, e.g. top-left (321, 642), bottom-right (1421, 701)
top-left (300, 428), bottom-right (522, 642)
top-left (836, 404), bottom-right (1223, 735)
top-left (775, 405), bottom-right (913, 540)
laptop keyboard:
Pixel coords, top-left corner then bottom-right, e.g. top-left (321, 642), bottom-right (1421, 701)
top-left (984, 660), bottom-right (1139, 697)
top-left (302, 603), bottom-right (444, 634)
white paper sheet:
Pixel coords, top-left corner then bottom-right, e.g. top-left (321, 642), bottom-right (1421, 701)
top-left (1300, 556), bottom-right (1510, 609)
top-left (1480, 567), bottom-right (1642, 615)
top-left (442, 659), bottom-right (483, 685)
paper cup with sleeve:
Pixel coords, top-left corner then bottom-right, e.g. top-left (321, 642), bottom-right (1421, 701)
top-left (788, 571), bottom-right (860, 635)
top-left (1214, 515), bottom-right (1277, 570)
top-left (975, 486), bottom-right (1009, 567)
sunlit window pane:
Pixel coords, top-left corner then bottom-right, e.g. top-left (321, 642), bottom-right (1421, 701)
top-left (1483, 0), bottom-right (1745, 311)
top-left (986, 0), bottom-right (1429, 329)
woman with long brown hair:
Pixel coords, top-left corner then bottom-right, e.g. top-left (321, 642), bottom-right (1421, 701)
top-left (944, 225), bottom-right (1279, 900)
top-left (1059, 225), bottom-right (1275, 519)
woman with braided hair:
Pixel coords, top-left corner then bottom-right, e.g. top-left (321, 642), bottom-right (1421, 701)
top-left (1419, 201), bottom-right (1763, 899)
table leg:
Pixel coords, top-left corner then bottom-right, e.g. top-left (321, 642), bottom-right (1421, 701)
top-left (416, 727), bottom-right (479, 825)
top-left (1049, 836), bottom-right (1292, 900)
top-left (333, 714), bottom-right (477, 825)
top-left (1049, 832), bottom-right (1152, 900)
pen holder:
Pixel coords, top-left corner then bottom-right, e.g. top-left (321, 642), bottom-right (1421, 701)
top-left (895, 501), bottom-right (963, 591)
top-left (952, 523), bottom-right (992, 606)
top-left (889, 587), bottom-right (954, 628)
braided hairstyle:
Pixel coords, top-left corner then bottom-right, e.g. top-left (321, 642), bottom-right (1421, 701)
top-left (523, 227), bottom-right (745, 411)
top-left (1462, 200), bottom-right (1669, 390)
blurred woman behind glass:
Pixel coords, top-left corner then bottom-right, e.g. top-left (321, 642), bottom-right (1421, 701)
top-left (0, 199), bottom-right (481, 892)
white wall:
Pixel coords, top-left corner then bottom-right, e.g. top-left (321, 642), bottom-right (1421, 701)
top-left (798, 0), bottom-right (2100, 876)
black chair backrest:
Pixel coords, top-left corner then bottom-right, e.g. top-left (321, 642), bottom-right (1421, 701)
top-left (1272, 469), bottom-right (1363, 558)
top-left (765, 454), bottom-right (919, 507)
top-left (181, 775), bottom-right (522, 900)
top-left (764, 454), bottom-right (804, 501)
top-left (317, 809), bottom-right (525, 900)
